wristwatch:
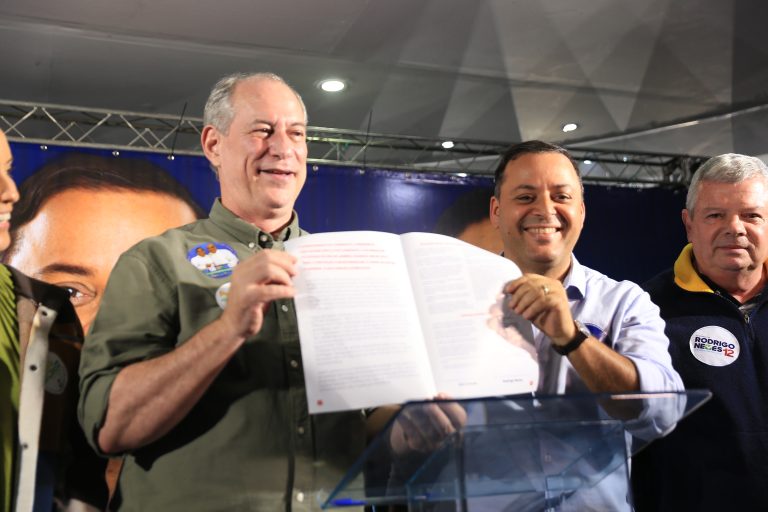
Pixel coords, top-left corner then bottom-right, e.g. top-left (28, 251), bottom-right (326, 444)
top-left (552, 320), bottom-right (591, 356)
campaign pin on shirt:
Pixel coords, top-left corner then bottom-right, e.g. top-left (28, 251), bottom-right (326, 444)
top-left (584, 323), bottom-right (606, 342)
top-left (44, 352), bottom-right (68, 395)
top-left (187, 242), bottom-right (239, 279)
top-left (689, 325), bottom-right (740, 367)
top-left (215, 282), bottom-right (230, 310)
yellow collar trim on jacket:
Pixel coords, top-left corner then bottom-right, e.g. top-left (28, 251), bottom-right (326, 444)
top-left (673, 244), bottom-right (714, 293)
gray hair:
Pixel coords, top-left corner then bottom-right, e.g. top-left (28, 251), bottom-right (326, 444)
top-left (203, 72), bottom-right (307, 133)
top-left (686, 153), bottom-right (768, 212)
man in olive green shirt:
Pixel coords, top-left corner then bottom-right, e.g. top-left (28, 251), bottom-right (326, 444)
top-left (78, 73), bottom-right (366, 511)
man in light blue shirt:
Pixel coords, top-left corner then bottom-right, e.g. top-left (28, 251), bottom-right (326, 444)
top-left (492, 140), bottom-right (682, 396)
top-left (367, 140), bottom-right (683, 511)
top-left (488, 140), bottom-right (683, 510)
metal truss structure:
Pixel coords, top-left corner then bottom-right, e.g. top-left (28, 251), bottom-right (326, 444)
top-left (0, 99), bottom-right (706, 187)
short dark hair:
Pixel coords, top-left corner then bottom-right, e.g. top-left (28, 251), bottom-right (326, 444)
top-left (434, 188), bottom-right (494, 238)
top-left (5, 153), bottom-right (205, 259)
top-left (493, 140), bottom-right (581, 198)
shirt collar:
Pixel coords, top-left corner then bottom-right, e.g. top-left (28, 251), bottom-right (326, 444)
top-left (674, 243), bottom-right (768, 304)
top-left (673, 244), bottom-right (713, 293)
top-left (208, 198), bottom-right (303, 246)
top-left (499, 251), bottom-right (586, 300)
top-left (562, 255), bottom-right (586, 300)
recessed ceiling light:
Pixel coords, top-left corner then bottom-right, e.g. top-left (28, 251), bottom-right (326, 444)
top-left (319, 79), bottom-right (346, 92)
top-left (562, 123), bottom-right (578, 133)
top-left (441, 140), bottom-right (455, 149)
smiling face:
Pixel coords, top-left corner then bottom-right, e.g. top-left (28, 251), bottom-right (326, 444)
top-left (0, 132), bottom-right (20, 251)
top-left (7, 188), bottom-right (198, 332)
top-left (202, 77), bottom-right (308, 232)
top-left (490, 152), bottom-right (585, 279)
top-left (683, 178), bottom-right (768, 284)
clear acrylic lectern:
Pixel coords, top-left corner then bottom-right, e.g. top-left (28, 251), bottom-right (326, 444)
top-left (320, 391), bottom-right (711, 511)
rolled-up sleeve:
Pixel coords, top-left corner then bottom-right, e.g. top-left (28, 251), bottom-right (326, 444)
top-left (611, 284), bottom-right (684, 393)
top-left (77, 250), bottom-right (177, 455)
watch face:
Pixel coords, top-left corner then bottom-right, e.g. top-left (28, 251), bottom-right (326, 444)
top-left (575, 320), bottom-right (591, 339)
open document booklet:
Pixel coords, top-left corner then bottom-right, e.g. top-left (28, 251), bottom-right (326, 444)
top-left (285, 231), bottom-right (539, 413)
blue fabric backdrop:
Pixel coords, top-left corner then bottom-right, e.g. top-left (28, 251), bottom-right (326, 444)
top-left (8, 141), bottom-right (686, 284)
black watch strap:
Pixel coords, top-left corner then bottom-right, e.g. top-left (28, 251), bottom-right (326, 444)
top-left (552, 320), bottom-right (590, 356)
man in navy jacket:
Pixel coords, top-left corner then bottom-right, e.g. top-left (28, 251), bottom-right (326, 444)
top-left (632, 153), bottom-right (768, 511)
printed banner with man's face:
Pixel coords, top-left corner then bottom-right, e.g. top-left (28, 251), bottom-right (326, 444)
top-left (6, 141), bottom-right (686, 332)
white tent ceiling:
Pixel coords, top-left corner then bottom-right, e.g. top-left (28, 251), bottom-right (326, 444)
top-left (0, 0), bottom-right (766, 159)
